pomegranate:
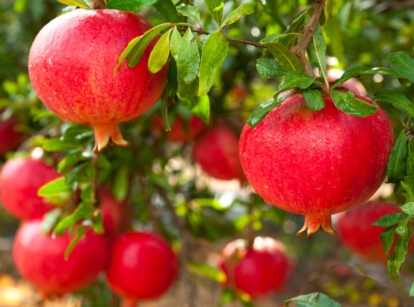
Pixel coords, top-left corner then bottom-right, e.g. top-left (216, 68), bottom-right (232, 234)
top-left (12, 219), bottom-right (108, 296)
top-left (105, 232), bottom-right (178, 303)
top-left (193, 123), bottom-right (245, 181)
top-left (219, 237), bottom-right (292, 297)
top-left (28, 9), bottom-right (167, 153)
top-left (0, 116), bottom-right (24, 155)
top-left (0, 158), bottom-right (60, 220)
top-left (328, 69), bottom-right (367, 95)
top-left (97, 187), bottom-right (125, 239)
top-left (239, 89), bottom-right (393, 236)
top-left (337, 201), bottom-right (413, 263)
top-left (150, 114), bottom-right (205, 143)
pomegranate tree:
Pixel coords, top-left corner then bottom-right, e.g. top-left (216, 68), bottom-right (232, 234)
top-left (337, 201), bottom-right (413, 263)
top-left (0, 116), bottom-right (23, 155)
top-left (151, 115), bottom-right (205, 143)
top-left (105, 232), bottom-right (178, 304)
top-left (219, 237), bottom-right (292, 297)
top-left (28, 9), bottom-right (167, 152)
top-left (193, 123), bottom-right (245, 181)
top-left (12, 219), bottom-right (108, 296)
top-left (239, 89), bottom-right (393, 236)
top-left (0, 158), bottom-right (60, 220)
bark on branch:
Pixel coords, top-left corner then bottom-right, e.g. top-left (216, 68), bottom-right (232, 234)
top-left (91, 0), bottom-right (106, 9)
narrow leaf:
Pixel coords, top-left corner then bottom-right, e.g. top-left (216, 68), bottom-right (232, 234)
top-left (284, 292), bottom-right (341, 307)
top-left (409, 282), bottom-right (414, 297)
top-left (205, 0), bottom-right (223, 25)
top-left (307, 24), bottom-right (328, 87)
top-left (408, 142), bottom-right (414, 176)
top-left (388, 225), bottom-right (414, 282)
top-left (38, 177), bottom-right (71, 197)
top-left (389, 52), bottom-right (414, 83)
top-left (180, 95), bottom-right (210, 124)
top-left (43, 138), bottom-right (80, 152)
top-left (373, 89), bottom-right (414, 118)
top-left (401, 179), bottom-right (414, 201)
top-left (266, 43), bottom-right (304, 73)
top-left (198, 31), bottom-right (228, 96)
top-left (221, 3), bottom-right (254, 27)
top-left (256, 58), bottom-right (285, 79)
top-left (106, 0), bottom-right (158, 11)
top-left (153, 0), bottom-right (181, 23)
top-left (386, 129), bottom-right (407, 183)
top-left (401, 201), bottom-right (414, 215)
top-left (65, 227), bottom-right (87, 259)
top-left (380, 227), bottom-right (396, 254)
top-left (54, 202), bottom-right (94, 235)
top-left (176, 4), bottom-right (201, 22)
top-left (331, 90), bottom-right (377, 117)
top-left (148, 28), bottom-right (172, 74)
top-left (372, 213), bottom-right (407, 227)
top-left (56, 0), bottom-right (89, 8)
top-left (260, 33), bottom-right (300, 44)
top-left (303, 89), bottom-right (325, 111)
top-left (277, 71), bottom-right (315, 92)
top-left (186, 262), bottom-right (226, 283)
top-left (247, 100), bottom-right (278, 128)
top-left (279, 6), bottom-right (314, 48)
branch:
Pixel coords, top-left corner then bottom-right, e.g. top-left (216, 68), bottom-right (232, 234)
top-left (290, 0), bottom-right (327, 76)
top-left (91, 0), bottom-right (106, 9)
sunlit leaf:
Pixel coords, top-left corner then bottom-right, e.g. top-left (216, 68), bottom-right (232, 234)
top-left (386, 130), bottom-right (407, 183)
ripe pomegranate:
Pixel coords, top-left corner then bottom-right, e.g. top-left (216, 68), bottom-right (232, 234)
top-left (105, 232), bottom-right (178, 303)
top-left (337, 201), bottom-right (414, 263)
top-left (193, 123), bottom-right (245, 181)
top-left (219, 237), bottom-right (292, 297)
top-left (97, 187), bottom-right (125, 239)
top-left (0, 116), bottom-right (24, 155)
top-left (150, 114), bottom-right (205, 143)
top-left (328, 69), bottom-right (367, 95)
top-left (12, 219), bottom-right (108, 296)
top-left (239, 89), bottom-right (393, 236)
top-left (28, 9), bottom-right (167, 153)
top-left (0, 158), bottom-right (60, 220)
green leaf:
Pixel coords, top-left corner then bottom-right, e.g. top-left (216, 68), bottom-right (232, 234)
top-left (409, 282), bottom-right (414, 297)
top-left (401, 201), bottom-right (414, 215)
top-left (380, 227), bottom-right (396, 254)
top-left (307, 24), bottom-right (328, 87)
top-left (112, 167), bottom-right (129, 202)
top-left (198, 31), bottom-right (229, 96)
top-left (185, 262), bottom-right (226, 283)
top-left (389, 52), bottom-right (414, 83)
top-left (373, 89), bottom-right (414, 118)
top-left (65, 227), bottom-right (87, 259)
top-left (65, 161), bottom-right (94, 184)
top-left (279, 6), bottom-right (314, 48)
top-left (303, 89), bottom-right (325, 111)
top-left (54, 202), bottom-right (95, 235)
top-left (284, 292), bottom-right (341, 307)
top-left (277, 71), bottom-right (315, 92)
top-left (56, 0), bottom-right (90, 8)
top-left (221, 3), bottom-right (254, 27)
top-left (153, 0), bottom-right (181, 23)
top-left (408, 142), bottom-right (414, 176)
top-left (266, 43), bottom-right (304, 73)
top-left (148, 28), bottom-right (172, 74)
top-left (41, 208), bottom-right (62, 235)
top-left (205, 0), bottom-right (223, 25)
top-left (386, 129), bottom-right (407, 183)
top-left (256, 58), bottom-right (285, 79)
top-left (178, 77), bottom-right (199, 99)
top-left (92, 210), bottom-right (105, 234)
top-left (375, 100), bottom-right (405, 125)
top-left (106, 0), bottom-right (158, 11)
top-left (38, 177), bottom-right (71, 197)
top-left (260, 33), bottom-right (300, 44)
top-left (57, 150), bottom-right (83, 173)
top-left (180, 95), bottom-right (210, 124)
top-left (176, 4), bottom-right (200, 22)
top-left (247, 100), bottom-right (278, 128)
top-left (166, 57), bottom-right (178, 101)
top-left (43, 138), bottom-right (80, 152)
top-left (388, 225), bottom-right (414, 282)
top-left (331, 90), bottom-right (377, 117)
top-left (372, 213), bottom-right (408, 227)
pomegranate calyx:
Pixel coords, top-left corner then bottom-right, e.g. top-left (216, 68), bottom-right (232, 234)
top-left (297, 215), bottom-right (336, 237)
top-left (93, 124), bottom-right (129, 153)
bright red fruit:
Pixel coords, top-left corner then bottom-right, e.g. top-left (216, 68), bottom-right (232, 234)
top-left (105, 232), bottom-right (178, 303)
top-left (28, 9), bottom-right (167, 153)
top-left (193, 123), bottom-right (245, 181)
top-left (219, 237), bottom-right (292, 297)
top-left (0, 116), bottom-right (24, 155)
top-left (337, 201), bottom-right (413, 263)
top-left (97, 188), bottom-right (125, 239)
top-left (151, 115), bottom-right (205, 143)
top-left (239, 90), bottom-right (393, 236)
top-left (0, 158), bottom-right (60, 220)
top-left (12, 219), bottom-right (108, 296)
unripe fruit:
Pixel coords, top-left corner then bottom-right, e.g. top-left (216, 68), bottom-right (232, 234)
top-left (337, 201), bottom-right (413, 263)
top-left (193, 123), bottom-right (245, 181)
top-left (239, 90), bottom-right (393, 236)
top-left (0, 158), bottom-right (60, 220)
top-left (12, 219), bottom-right (108, 296)
top-left (105, 232), bottom-right (178, 303)
top-left (97, 188), bottom-right (125, 239)
top-left (28, 9), bottom-right (167, 153)
top-left (150, 115), bottom-right (205, 143)
top-left (0, 116), bottom-right (24, 155)
top-left (219, 237), bottom-right (292, 297)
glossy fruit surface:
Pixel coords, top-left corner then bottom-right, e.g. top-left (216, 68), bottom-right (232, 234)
top-left (106, 232), bottom-right (178, 301)
top-left (97, 187), bottom-right (125, 239)
top-left (0, 116), bottom-right (23, 155)
top-left (337, 201), bottom-right (413, 263)
top-left (28, 9), bottom-right (167, 152)
top-left (0, 158), bottom-right (60, 220)
top-left (219, 237), bottom-right (291, 297)
top-left (13, 219), bottom-right (108, 295)
top-left (193, 123), bottom-right (245, 181)
top-left (239, 90), bottom-right (393, 236)
top-left (151, 115), bottom-right (205, 143)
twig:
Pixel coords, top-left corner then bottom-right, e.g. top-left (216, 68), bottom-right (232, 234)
top-left (91, 0), bottom-right (106, 9)
top-left (290, 0), bottom-right (327, 76)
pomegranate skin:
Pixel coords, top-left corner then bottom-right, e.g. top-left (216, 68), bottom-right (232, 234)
top-left (0, 116), bottom-right (24, 155)
top-left (12, 219), bottom-right (108, 295)
top-left (219, 237), bottom-right (292, 297)
top-left (193, 123), bottom-right (245, 181)
top-left (28, 9), bottom-right (167, 152)
top-left (97, 188), bottom-right (125, 239)
top-left (151, 115), bottom-right (205, 143)
top-left (0, 158), bottom-right (60, 220)
top-left (105, 232), bottom-right (178, 301)
top-left (239, 91), bottom-right (393, 236)
top-left (337, 201), bottom-right (413, 263)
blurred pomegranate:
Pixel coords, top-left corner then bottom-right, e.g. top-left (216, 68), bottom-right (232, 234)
top-left (151, 114), bottom-right (205, 143)
top-left (0, 115), bottom-right (23, 155)
top-left (97, 187), bottom-right (125, 239)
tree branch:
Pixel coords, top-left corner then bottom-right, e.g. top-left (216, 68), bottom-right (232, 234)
top-left (290, 0), bottom-right (327, 76)
top-left (91, 0), bottom-right (106, 9)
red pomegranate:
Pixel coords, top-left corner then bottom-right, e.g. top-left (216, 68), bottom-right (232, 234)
top-left (337, 201), bottom-right (413, 263)
top-left (0, 158), bottom-right (60, 220)
top-left (193, 123), bottom-right (245, 181)
top-left (151, 115), bottom-right (205, 143)
top-left (239, 89), bottom-right (393, 236)
top-left (97, 187), bottom-right (125, 239)
top-left (12, 219), bottom-right (108, 296)
top-left (219, 237), bottom-right (292, 297)
top-left (105, 232), bottom-right (178, 304)
top-left (328, 69), bottom-right (367, 95)
top-left (28, 9), bottom-right (167, 153)
top-left (0, 116), bottom-right (24, 155)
